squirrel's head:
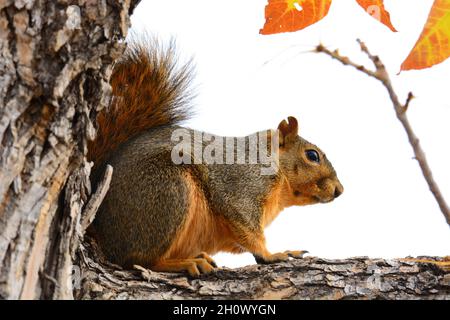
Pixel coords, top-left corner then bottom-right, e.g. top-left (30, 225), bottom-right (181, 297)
top-left (277, 116), bottom-right (344, 206)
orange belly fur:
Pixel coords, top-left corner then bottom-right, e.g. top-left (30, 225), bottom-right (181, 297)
top-left (160, 172), bottom-right (237, 261)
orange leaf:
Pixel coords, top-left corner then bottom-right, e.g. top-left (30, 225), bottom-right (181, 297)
top-left (401, 0), bottom-right (450, 71)
top-left (355, 0), bottom-right (397, 32)
top-left (260, 0), bottom-right (332, 35)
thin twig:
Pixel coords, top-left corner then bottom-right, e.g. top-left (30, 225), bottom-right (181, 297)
top-left (403, 92), bottom-right (415, 113)
top-left (316, 40), bottom-right (450, 227)
top-left (78, 164), bottom-right (113, 236)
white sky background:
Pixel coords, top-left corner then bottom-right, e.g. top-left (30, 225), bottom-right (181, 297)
top-left (130, 0), bottom-right (450, 268)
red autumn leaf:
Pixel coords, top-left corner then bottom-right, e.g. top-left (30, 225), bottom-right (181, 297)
top-left (355, 0), bottom-right (397, 32)
top-left (401, 0), bottom-right (450, 71)
top-left (260, 0), bottom-right (332, 35)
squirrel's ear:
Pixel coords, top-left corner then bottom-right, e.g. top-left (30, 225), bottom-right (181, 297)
top-left (278, 116), bottom-right (298, 147)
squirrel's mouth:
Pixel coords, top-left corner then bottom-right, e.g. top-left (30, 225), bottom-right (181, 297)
top-left (293, 191), bottom-right (334, 204)
top-left (314, 195), bottom-right (334, 204)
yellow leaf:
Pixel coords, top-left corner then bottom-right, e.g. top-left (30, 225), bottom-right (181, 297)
top-left (401, 0), bottom-right (450, 71)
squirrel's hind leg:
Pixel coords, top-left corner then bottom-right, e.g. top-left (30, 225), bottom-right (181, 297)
top-left (152, 257), bottom-right (216, 277)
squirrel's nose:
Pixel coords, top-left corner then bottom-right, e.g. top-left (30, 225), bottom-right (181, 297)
top-left (334, 188), bottom-right (342, 198)
top-left (333, 183), bottom-right (344, 198)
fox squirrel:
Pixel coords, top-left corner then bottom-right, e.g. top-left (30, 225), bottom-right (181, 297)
top-left (88, 38), bottom-right (344, 277)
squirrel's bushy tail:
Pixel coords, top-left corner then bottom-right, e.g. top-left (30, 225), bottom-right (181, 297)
top-left (88, 36), bottom-right (195, 165)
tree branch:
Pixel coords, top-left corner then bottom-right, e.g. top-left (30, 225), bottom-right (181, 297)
top-left (316, 40), bottom-right (450, 227)
top-left (76, 240), bottom-right (450, 299)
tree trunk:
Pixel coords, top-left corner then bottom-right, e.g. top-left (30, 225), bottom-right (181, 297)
top-left (0, 0), bottom-right (139, 299)
top-left (77, 241), bottom-right (450, 300)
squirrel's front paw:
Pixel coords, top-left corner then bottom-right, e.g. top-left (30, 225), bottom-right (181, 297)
top-left (253, 250), bottom-right (308, 264)
top-left (284, 250), bottom-right (309, 259)
top-left (253, 252), bottom-right (289, 264)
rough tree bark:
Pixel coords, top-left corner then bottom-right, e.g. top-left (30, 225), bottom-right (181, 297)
top-left (77, 240), bottom-right (450, 300)
top-left (1, 0), bottom-right (448, 301)
top-left (0, 0), bottom-right (139, 299)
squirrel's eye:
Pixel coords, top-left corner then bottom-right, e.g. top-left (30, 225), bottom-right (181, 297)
top-left (305, 149), bottom-right (320, 163)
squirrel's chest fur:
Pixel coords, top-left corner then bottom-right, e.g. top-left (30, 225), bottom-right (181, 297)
top-left (261, 181), bottom-right (285, 228)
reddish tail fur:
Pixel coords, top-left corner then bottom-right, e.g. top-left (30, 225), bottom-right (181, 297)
top-left (88, 37), bottom-right (195, 165)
